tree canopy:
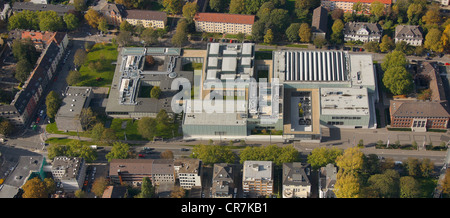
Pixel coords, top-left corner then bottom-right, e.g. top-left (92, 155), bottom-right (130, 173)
top-left (239, 144), bottom-right (299, 166)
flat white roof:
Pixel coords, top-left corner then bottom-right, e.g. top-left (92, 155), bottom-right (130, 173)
top-left (243, 161), bottom-right (273, 181)
top-left (348, 54), bottom-right (376, 88)
top-left (320, 87), bottom-right (370, 116)
top-left (209, 43), bottom-right (220, 55)
top-left (222, 57), bottom-right (237, 72)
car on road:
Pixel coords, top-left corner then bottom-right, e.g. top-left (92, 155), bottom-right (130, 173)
top-left (181, 148), bottom-right (189, 151)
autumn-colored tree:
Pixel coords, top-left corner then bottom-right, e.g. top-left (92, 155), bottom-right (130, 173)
top-left (170, 186), bottom-right (186, 198)
top-left (442, 169), bottom-right (450, 196)
top-left (22, 177), bottom-right (49, 198)
top-left (264, 29), bottom-right (274, 44)
top-left (335, 172), bottom-right (360, 198)
top-left (336, 147), bottom-right (364, 175)
top-left (91, 177), bottom-right (108, 197)
top-left (298, 23), bottom-right (312, 43)
top-left (160, 150), bottom-right (174, 159)
top-left (84, 9), bottom-right (102, 28)
top-left (424, 28), bottom-right (444, 52)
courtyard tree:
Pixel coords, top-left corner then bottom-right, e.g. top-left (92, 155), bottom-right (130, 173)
top-left (382, 66), bottom-right (413, 95)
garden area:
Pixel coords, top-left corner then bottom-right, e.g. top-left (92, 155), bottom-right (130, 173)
top-left (76, 43), bottom-right (118, 87)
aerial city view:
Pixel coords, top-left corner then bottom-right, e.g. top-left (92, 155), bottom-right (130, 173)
top-left (1, 0), bottom-right (450, 207)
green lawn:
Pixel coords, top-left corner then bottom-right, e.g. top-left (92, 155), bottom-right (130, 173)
top-left (109, 118), bottom-right (145, 141)
top-left (76, 43), bottom-right (118, 87)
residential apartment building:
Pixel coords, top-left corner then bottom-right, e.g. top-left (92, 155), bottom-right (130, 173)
top-left (51, 156), bottom-right (87, 192)
top-left (394, 25), bottom-right (423, 46)
top-left (212, 163), bottom-right (236, 198)
top-left (282, 162), bottom-right (312, 198)
top-left (321, 0), bottom-right (392, 14)
top-left (12, 2), bottom-right (74, 16)
top-left (99, 3), bottom-right (125, 26)
top-left (124, 10), bottom-right (166, 29)
top-left (174, 159), bottom-right (202, 190)
top-left (344, 22), bottom-right (383, 42)
top-left (109, 159), bottom-right (175, 186)
top-left (319, 163), bottom-right (337, 198)
top-left (242, 161), bottom-right (273, 197)
top-left (194, 13), bottom-right (255, 35)
top-left (98, 3), bottom-right (166, 29)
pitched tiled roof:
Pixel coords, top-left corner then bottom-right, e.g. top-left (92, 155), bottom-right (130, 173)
top-left (395, 25), bottom-right (423, 40)
top-left (390, 100), bottom-right (450, 118)
top-left (124, 10), bottom-right (166, 21)
top-left (194, 13), bottom-right (255, 25)
top-left (311, 6), bottom-right (329, 34)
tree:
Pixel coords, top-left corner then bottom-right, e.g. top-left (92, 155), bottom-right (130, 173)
top-left (335, 147), bottom-right (364, 175)
top-left (381, 50), bottom-right (408, 71)
top-left (120, 20), bottom-right (134, 32)
top-left (90, 123), bottom-right (105, 142)
top-left (307, 147), bottom-right (343, 170)
top-left (298, 23), bottom-right (312, 43)
top-left (150, 86), bottom-right (161, 99)
top-left (15, 59), bottom-right (33, 82)
top-left (140, 28), bottom-right (158, 46)
top-left (115, 31), bottom-right (133, 47)
top-left (229, 0), bottom-right (245, 14)
top-left (66, 70), bottom-right (81, 86)
top-left (331, 19), bottom-right (344, 44)
top-left (79, 108), bottom-right (97, 131)
top-left (313, 36), bottom-right (327, 48)
top-left (400, 176), bottom-right (421, 198)
top-left (84, 9), bottom-right (102, 28)
top-left (171, 19), bottom-right (188, 46)
top-left (379, 35), bottom-right (394, 52)
top-left (73, 0), bottom-right (87, 11)
top-left (8, 10), bottom-right (39, 31)
top-left (91, 177), bottom-right (108, 197)
top-left (367, 169), bottom-right (400, 198)
top-left (46, 91), bottom-right (61, 119)
top-left (382, 66), bottom-right (413, 95)
top-left (420, 158), bottom-right (434, 178)
top-left (97, 17), bottom-right (109, 33)
top-left (22, 177), bottom-right (48, 198)
top-left (364, 41), bottom-right (380, 52)
top-left (137, 177), bottom-right (155, 198)
top-left (38, 11), bottom-right (64, 31)
top-left (105, 142), bottom-right (130, 162)
top-left (407, 3), bottom-right (423, 25)
top-left (424, 28), bottom-right (444, 52)
top-left (209, 0), bottom-right (225, 12)
top-left (335, 172), bottom-right (360, 198)
top-left (286, 23), bottom-right (301, 42)
top-left (370, 1), bottom-right (385, 21)
top-left (160, 150), bottom-right (174, 159)
top-left (170, 186), bottom-right (186, 198)
top-left (251, 20), bottom-right (266, 42)
top-left (0, 120), bottom-right (14, 137)
top-left (191, 144), bottom-right (236, 165)
top-left (264, 29), bottom-right (274, 44)
top-left (11, 38), bottom-right (39, 64)
top-left (422, 4), bottom-right (441, 25)
top-left (64, 13), bottom-right (80, 31)
top-left (101, 128), bottom-right (117, 145)
top-left (138, 117), bottom-right (157, 140)
top-left (73, 49), bottom-right (87, 68)
top-left (331, 8), bottom-right (344, 20)
top-left (239, 144), bottom-right (298, 166)
top-left (182, 2), bottom-right (198, 22)
top-left (162, 0), bottom-right (183, 15)
top-left (442, 169), bottom-right (450, 196)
